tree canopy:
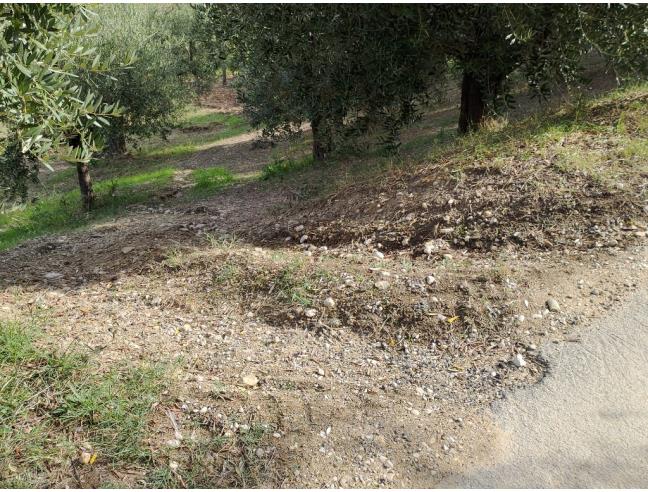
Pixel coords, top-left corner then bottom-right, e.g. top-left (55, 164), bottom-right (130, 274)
top-left (203, 4), bottom-right (648, 160)
top-left (0, 4), bottom-right (118, 203)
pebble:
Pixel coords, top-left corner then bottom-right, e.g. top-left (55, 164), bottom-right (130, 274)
top-left (512, 353), bottom-right (527, 367)
top-left (546, 298), bottom-right (560, 312)
top-left (374, 280), bottom-right (390, 290)
top-left (44, 272), bottom-right (63, 280)
top-left (304, 308), bottom-right (318, 318)
top-left (299, 234), bottom-right (309, 244)
top-left (425, 275), bottom-right (436, 285)
top-left (121, 246), bottom-right (135, 254)
top-left (294, 225), bottom-right (305, 232)
top-left (373, 250), bottom-right (385, 260)
top-left (323, 297), bottom-right (336, 308)
top-left (241, 374), bottom-right (259, 387)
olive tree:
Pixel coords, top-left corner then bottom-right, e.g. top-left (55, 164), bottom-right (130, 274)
top-left (204, 3), bottom-right (647, 159)
top-left (0, 4), bottom-right (119, 207)
top-left (426, 4), bottom-right (648, 133)
top-left (203, 4), bottom-right (447, 160)
top-left (85, 4), bottom-right (220, 154)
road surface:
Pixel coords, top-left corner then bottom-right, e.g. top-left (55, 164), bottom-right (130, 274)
top-left (441, 288), bottom-right (648, 488)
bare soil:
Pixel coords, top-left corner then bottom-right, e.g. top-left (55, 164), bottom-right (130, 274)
top-left (1, 83), bottom-right (647, 487)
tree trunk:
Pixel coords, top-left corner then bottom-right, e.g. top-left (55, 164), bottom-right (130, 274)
top-left (222, 65), bottom-right (227, 86)
top-left (311, 117), bottom-right (330, 161)
top-left (107, 133), bottom-right (127, 156)
top-left (76, 162), bottom-right (95, 210)
top-left (458, 72), bottom-right (486, 134)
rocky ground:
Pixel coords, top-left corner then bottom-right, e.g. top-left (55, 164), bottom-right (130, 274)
top-left (0, 84), bottom-right (646, 487)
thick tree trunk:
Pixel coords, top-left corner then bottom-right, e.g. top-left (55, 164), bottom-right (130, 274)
top-left (458, 72), bottom-right (486, 135)
top-left (311, 117), bottom-right (330, 161)
top-left (76, 162), bottom-right (95, 210)
top-left (222, 66), bottom-right (227, 86)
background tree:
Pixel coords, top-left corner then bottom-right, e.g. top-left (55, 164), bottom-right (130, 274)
top-left (203, 4), bottom-right (447, 160)
top-left (0, 4), bottom-right (119, 207)
top-left (84, 4), bottom-right (219, 155)
top-left (206, 4), bottom-right (648, 157)
top-left (425, 4), bottom-right (648, 133)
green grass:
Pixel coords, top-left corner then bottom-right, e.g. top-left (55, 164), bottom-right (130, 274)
top-left (139, 111), bottom-right (251, 160)
top-left (261, 155), bottom-right (314, 180)
top-left (189, 167), bottom-right (234, 197)
top-left (0, 320), bottom-right (166, 487)
top-left (0, 167), bottom-right (175, 251)
top-left (180, 108), bottom-right (248, 129)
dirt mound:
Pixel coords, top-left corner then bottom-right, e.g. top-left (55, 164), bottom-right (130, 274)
top-left (271, 93), bottom-right (648, 256)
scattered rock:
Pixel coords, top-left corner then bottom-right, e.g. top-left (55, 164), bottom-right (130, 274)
top-left (304, 308), bottom-right (318, 318)
top-left (44, 272), bottom-right (63, 280)
top-left (121, 246), bottom-right (135, 254)
top-left (373, 250), bottom-right (385, 260)
top-left (241, 374), bottom-right (259, 387)
top-left (512, 353), bottom-right (527, 367)
top-left (425, 275), bottom-right (436, 285)
top-left (294, 225), bottom-right (305, 232)
top-left (323, 297), bottom-right (336, 308)
top-left (546, 298), bottom-right (561, 312)
top-left (299, 234), bottom-right (309, 244)
top-left (374, 280), bottom-right (390, 290)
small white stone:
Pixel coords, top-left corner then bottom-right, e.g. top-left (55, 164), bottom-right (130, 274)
top-left (546, 298), bottom-right (560, 312)
top-left (242, 374), bottom-right (259, 387)
top-left (374, 250), bottom-right (385, 259)
top-left (304, 308), bottom-right (318, 318)
top-left (294, 225), bottom-right (305, 232)
top-left (323, 297), bottom-right (336, 308)
top-left (425, 275), bottom-right (436, 285)
top-left (374, 280), bottom-right (390, 290)
top-left (299, 234), bottom-right (309, 243)
top-left (512, 353), bottom-right (527, 367)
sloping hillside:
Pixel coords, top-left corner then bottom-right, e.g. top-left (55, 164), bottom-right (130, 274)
top-left (0, 84), bottom-right (646, 488)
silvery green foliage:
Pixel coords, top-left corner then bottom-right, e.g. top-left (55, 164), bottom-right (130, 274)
top-left (204, 4), bottom-right (647, 156)
top-left (84, 5), bottom-right (219, 153)
top-left (0, 4), bottom-right (118, 200)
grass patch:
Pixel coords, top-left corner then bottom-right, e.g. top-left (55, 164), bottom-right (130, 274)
top-left (261, 155), bottom-right (314, 180)
top-left (139, 111), bottom-right (251, 160)
top-left (0, 320), bottom-right (166, 487)
top-left (0, 167), bottom-right (175, 251)
top-left (180, 109), bottom-right (248, 129)
top-left (189, 167), bottom-right (234, 197)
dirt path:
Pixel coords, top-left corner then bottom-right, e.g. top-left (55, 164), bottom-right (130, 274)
top-left (440, 284), bottom-right (648, 488)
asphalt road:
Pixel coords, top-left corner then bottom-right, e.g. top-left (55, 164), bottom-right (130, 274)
top-left (441, 288), bottom-right (648, 488)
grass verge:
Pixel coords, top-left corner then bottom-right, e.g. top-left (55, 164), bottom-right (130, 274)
top-left (0, 320), bottom-right (166, 487)
top-left (0, 167), bottom-right (175, 251)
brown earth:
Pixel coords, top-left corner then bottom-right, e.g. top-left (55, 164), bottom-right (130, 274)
top-left (1, 83), bottom-right (647, 487)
